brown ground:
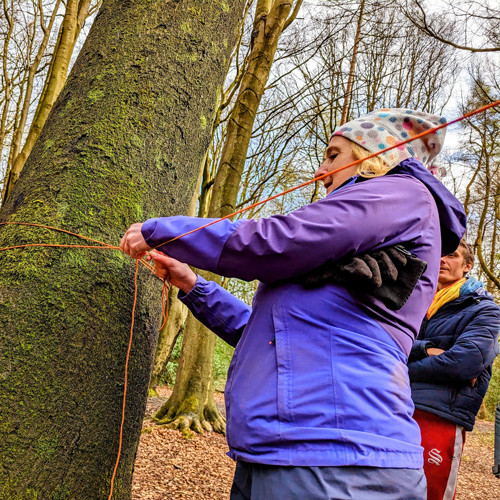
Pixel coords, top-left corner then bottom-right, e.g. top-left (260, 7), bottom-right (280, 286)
top-left (132, 387), bottom-right (499, 499)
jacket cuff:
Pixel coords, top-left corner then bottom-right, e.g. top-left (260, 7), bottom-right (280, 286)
top-left (178, 275), bottom-right (209, 304)
top-left (409, 340), bottom-right (435, 362)
top-left (421, 341), bottom-right (434, 357)
top-left (141, 218), bottom-right (159, 247)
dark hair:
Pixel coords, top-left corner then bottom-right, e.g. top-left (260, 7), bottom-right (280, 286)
top-left (459, 238), bottom-right (474, 270)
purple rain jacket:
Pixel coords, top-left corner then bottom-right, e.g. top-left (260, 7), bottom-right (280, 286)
top-left (141, 158), bottom-right (466, 468)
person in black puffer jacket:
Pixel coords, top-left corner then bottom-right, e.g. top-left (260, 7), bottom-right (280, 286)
top-left (408, 239), bottom-right (500, 500)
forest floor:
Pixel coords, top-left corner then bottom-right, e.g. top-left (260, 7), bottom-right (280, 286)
top-left (131, 386), bottom-right (499, 499)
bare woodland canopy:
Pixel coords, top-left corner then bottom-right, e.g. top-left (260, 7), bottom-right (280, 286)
top-left (1, 0), bottom-right (498, 291)
top-left (0, 0), bottom-right (498, 498)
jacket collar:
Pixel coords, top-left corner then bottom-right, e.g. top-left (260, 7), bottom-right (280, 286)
top-left (326, 175), bottom-right (359, 197)
top-left (439, 278), bottom-right (492, 310)
top-left (324, 159), bottom-right (467, 257)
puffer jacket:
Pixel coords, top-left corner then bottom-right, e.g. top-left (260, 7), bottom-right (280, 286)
top-left (142, 158), bottom-right (466, 468)
top-left (408, 278), bottom-right (500, 431)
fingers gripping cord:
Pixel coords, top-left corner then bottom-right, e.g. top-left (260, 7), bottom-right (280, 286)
top-left (0, 100), bottom-right (498, 498)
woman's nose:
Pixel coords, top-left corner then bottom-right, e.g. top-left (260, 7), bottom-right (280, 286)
top-left (315, 161), bottom-right (327, 179)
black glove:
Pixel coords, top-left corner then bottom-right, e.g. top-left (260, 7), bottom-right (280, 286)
top-left (296, 245), bottom-right (427, 310)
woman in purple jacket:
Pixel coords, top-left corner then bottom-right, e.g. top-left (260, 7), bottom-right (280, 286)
top-left (121, 109), bottom-right (466, 499)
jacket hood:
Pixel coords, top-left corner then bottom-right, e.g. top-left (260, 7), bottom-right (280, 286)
top-left (459, 276), bottom-right (494, 300)
top-left (390, 158), bottom-right (466, 256)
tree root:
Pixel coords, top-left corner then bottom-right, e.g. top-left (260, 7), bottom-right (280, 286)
top-left (153, 410), bottom-right (226, 436)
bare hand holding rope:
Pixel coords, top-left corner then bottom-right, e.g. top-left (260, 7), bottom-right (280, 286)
top-left (119, 222), bottom-right (151, 258)
top-left (146, 251), bottom-right (197, 293)
top-left (120, 224), bottom-right (197, 292)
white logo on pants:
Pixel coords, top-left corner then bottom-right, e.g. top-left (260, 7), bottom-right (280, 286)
top-left (428, 448), bottom-right (443, 466)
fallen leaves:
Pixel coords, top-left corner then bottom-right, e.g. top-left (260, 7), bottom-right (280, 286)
top-left (132, 387), bottom-right (499, 499)
top-left (132, 387), bottom-right (234, 500)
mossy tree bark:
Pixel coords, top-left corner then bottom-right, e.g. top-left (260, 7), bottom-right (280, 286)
top-left (154, 0), bottom-right (303, 435)
top-left (0, 0), bottom-right (244, 498)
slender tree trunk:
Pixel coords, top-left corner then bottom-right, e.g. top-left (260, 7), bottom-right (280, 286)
top-left (5, 0), bottom-right (63, 185)
top-left (0, 0), bottom-right (244, 498)
top-left (154, 0), bottom-right (303, 435)
top-left (154, 305), bottom-right (225, 434)
top-left (2, 0), bottom-right (94, 204)
top-left (210, 0), bottom-right (299, 217)
top-left (0, 0), bottom-right (14, 157)
top-left (489, 183), bottom-right (500, 292)
top-left (340, 0), bottom-right (364, 125)
top-left (148, 286), bottom-right (189, 394)
top-left (2, 0), bottom-right (61, 199)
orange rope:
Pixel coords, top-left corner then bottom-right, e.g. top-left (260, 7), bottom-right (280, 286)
top-left (160, 280), bottom-right (171, 331)
top-left (108, 259), bottom-right (139, 499)
top-left (0, 221), bottom-right (156, 273)
top-left (0, 221), bottom-right (116, 248)
top-left (0, 221), bottom-right (164, 498)
top-left (0, 243), bottom-right (117, 252)
top-left (0, 99), bottom-right (497, 498)
top-left (153, 99), bottom-right (500, 250)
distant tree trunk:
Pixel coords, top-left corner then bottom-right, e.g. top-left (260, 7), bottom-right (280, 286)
top-left (0, 0), bottom-right (244, 498)
top-left (154, 0), bottom-right (303, 435)
top-left (2, 0), bottom-right (96, 204)
top-left (340, 0), bottom-right (364, 125)
top-left (149, 165), bottom-right (202, 395)
top-left (460, 85), bottom-right (500, 293)
top-left (6, 0), bottom-right (63, 178)
top-left (210, 0), bottom-right (302, 216)
top-left (148, 287), bottom-right (189, 394)
top-left (154, 306), bottom-right (225, 434)
top-left (477, 400), bottom-right (487, 420)
top-left (0, 0), bottom-right (15, 156)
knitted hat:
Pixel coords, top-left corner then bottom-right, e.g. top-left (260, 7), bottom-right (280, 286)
top-left (332, 108), bottom-right (447, 168)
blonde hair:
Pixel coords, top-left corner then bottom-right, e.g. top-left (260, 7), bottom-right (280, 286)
top-left (350, 142), bottom-right (393, 178)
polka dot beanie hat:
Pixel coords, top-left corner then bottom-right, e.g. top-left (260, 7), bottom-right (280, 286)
top-left (332, 108), bottom-right (447, 168)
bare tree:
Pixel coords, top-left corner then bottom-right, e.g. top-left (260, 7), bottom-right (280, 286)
top-left (457, 76), bottom-right (500, 294)
top-left (403, 0), bottom-right (500, 52)
top-left (153, 0), bottom-right (304, 435)
top-left (1, 0), bottom-right (101, 205)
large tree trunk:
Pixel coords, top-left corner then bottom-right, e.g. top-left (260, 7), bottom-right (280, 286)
top-left (154, 0), bottom-right (303, 435)
top-left (0, 0), bottom-right (244, 498)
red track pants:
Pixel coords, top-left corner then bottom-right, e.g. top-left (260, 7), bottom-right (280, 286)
top-left (414, 409), bottom-right (466, 500)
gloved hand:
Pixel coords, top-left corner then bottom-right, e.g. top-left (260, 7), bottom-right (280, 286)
top-left (296, 245), bottom-right (427, 310)
top-left (337, 246), bottom-right (408, 286)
